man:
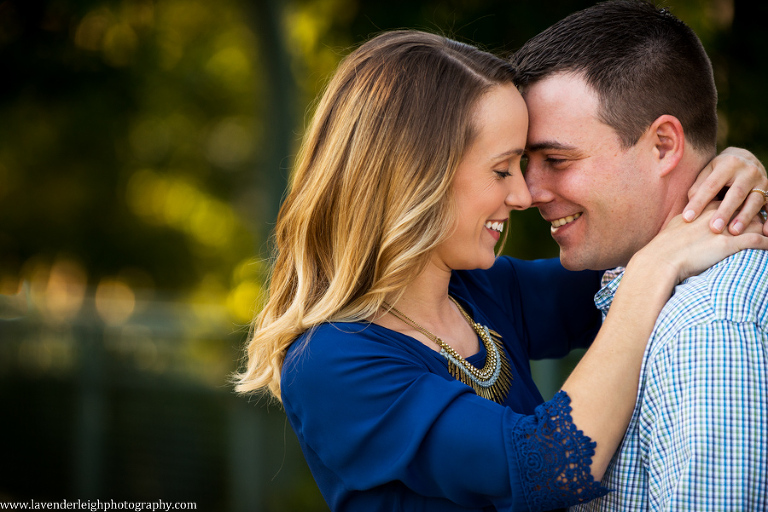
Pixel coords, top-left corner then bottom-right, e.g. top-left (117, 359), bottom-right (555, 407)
top-left (511, 1), bottom-right (768, 510)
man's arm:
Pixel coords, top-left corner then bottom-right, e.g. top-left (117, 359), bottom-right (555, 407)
top-left (639, 320), bottom-right (768, 511)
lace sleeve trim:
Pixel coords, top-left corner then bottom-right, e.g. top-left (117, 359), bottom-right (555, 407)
top-left (511, 390), bottom-right (610, 511)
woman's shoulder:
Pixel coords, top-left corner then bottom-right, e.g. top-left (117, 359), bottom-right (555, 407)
top-left (288, 321), bottom-right (404, 348)
top-left (280, 321), bottom-right (444, 416)
top-left (283, 321), bottom-right (431, 377)
top-left (285, 322), bottom-right (382, 362)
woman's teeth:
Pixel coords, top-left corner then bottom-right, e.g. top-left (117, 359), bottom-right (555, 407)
top-left (485, 221), bottom-right (504, 233)
top-left (551, 212), bottom-right (582, 228)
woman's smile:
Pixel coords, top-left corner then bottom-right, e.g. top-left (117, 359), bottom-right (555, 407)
top-left (485, 220), bottom-right (506, 240)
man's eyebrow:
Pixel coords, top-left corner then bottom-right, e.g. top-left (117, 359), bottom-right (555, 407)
top-left (526, 141), bottom-right (577, 152)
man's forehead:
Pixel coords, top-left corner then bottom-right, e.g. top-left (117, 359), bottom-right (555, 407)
top-left (523, 75), bottom-right (619, 153)
top-left (523, 73), bottom-right (600, 120)
top-left (524, 71), bottom-right (584, 92)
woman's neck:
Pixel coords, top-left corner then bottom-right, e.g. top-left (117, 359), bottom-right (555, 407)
top-left (379, 259), bottom-right (480, 357)
top-left (394, 258), bottom-right (454, 321)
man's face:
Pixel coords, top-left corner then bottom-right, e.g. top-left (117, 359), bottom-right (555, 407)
top-left (523, 73), bottom-right (663, 271)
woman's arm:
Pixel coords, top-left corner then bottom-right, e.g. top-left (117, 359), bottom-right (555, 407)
top-left (562, 207), bottom-right (768, 480)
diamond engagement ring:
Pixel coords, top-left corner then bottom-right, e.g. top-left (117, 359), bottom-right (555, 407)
top-left (751, 188), bottom-right (768, 204)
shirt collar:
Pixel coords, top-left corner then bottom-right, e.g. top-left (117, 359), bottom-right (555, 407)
top-left (594, 267), bottom-right (625, 319)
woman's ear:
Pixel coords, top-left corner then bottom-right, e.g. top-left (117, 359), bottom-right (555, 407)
top-left (649, 114), bottom-right (685, 177)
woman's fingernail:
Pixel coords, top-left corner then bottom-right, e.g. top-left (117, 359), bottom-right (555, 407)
top-left (732, 221), bottom-right (744, 234)
top-left (683, 210), bottom-right (695, 221)
top-left (713, 218), bottom-right (725, 232)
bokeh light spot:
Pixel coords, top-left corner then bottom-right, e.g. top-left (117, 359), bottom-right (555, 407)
top-left (95, 279), bottom-right (136, 326)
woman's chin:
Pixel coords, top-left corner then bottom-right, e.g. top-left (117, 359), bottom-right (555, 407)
top-left (454, 254), bottom-right (497, 271)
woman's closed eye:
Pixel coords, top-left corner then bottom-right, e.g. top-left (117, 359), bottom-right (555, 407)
top-left (494, 169), bottom-right (513, 179)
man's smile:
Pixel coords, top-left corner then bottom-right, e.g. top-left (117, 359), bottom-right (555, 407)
top-left (550, 212), bottom-right (582, 228)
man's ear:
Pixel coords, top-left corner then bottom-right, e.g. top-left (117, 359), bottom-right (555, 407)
top-left (649, 114), bottom-right (685, 177)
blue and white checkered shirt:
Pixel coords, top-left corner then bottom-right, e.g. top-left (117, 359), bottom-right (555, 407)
top-left (573, 249), bottom-right (768, 512)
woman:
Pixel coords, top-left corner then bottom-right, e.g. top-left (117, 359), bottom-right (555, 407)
top-left (235, 31), bottom-right (768, 511)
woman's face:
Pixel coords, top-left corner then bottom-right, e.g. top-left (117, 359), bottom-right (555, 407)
top-left (433, 83), bottom-right (531, 271)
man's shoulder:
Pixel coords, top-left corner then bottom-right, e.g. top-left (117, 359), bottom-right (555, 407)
top-left (650, 248), bottom-right (768, 343)
top-left (699, 246), bottom-right (768, 285)
top-left (673, 248), bottom-right (767, 318)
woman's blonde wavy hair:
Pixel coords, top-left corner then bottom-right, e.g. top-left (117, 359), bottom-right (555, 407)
top-left (234, 30), bottom-right (518, 401)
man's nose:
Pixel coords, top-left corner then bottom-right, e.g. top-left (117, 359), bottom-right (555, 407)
top-left (524, 161), bottom-right (555, 207)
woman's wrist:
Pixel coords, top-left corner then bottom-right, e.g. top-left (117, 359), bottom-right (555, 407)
top-left (618, 250), bottom-right (679, 314)
top-left (627, 242), bottom-right (681, 286)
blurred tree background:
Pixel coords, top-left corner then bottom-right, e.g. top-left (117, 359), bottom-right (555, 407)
top-left (0, 0), bottom-right (764, 510)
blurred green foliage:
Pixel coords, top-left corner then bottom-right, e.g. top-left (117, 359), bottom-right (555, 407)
top-left (3, 0), bottom-right (766, 312)
top-left (0, 0), bottom-right (765, 510)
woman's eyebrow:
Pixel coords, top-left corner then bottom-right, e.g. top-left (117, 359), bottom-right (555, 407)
top-left (490, 148), bottom-right (525, 160)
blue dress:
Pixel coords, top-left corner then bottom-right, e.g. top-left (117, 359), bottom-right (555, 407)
top-left (282, 257), bottom-right (610, 511)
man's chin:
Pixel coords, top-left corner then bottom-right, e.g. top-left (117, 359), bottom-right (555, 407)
top-left (559, 249), bottom-right (585, 271)
top-left (560, 259), bottom-right (589, 271)
top-left (558, 250), bottom-right (606, 272)
top-left (561, 255), bottom-right (623, 272)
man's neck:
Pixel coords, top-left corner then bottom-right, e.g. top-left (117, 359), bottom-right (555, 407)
top-left (658, 149), bottom-right (714, 231)
top-left (607, 148), bottom-right (713, 270)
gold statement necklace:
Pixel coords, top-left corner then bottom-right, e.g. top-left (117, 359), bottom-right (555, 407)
top-left (384, 297), bottom-right (512, 403)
